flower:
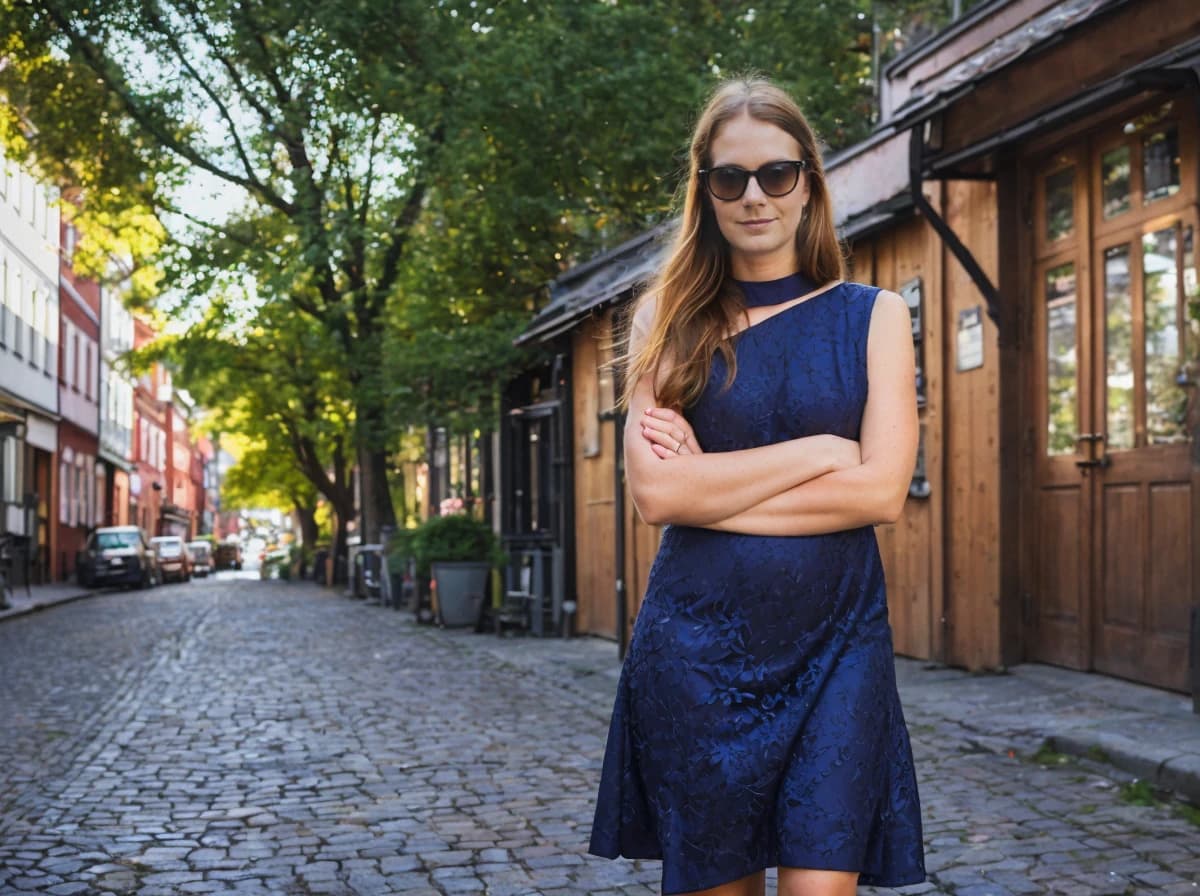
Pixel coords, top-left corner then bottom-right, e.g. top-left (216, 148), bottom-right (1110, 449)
top-left (439, 496), bottom-right (466, 516)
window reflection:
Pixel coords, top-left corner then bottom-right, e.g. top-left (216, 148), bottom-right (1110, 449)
top-left (1102, 146), bottom-right (1131, 219)
top-left (1046, 263), bottom-right (1078, 455)
top-left (1045, 167), bottom-right (1074, 242)
top-left (1144, 226), bottom-right (1186, 444)
top-left (1143, 127), bottom-right (1181, 205)
top-left (1105, 245), bottom-right (1134, 450)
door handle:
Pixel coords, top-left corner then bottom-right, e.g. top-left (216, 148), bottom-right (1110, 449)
top-left (1075, 455), bottom-right (1111, 470)
top-left (1075, 433), bottom-right (1105, 442)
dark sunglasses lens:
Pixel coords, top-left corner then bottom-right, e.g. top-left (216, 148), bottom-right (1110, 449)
top-left (759, 163), bottom-right (800, 196)
top-left (708, 167), bottom-right (749, 200)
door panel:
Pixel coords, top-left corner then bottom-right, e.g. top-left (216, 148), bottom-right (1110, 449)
top-left (1025, 101), bottom-right (1196, 692)
top-left (1034, 486), bottom-right (1087, 667)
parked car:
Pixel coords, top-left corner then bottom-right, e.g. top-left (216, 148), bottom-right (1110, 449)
top-left (187, 541), bottom-right (213, 577)
top-left (214, 542), bottom-right (243, 571)
top-left (151, 536), bottom-right (193, 583)
top-left (77, 526), bottom-right (160, 589)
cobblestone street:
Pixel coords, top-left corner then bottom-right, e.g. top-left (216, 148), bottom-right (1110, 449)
top-left (0, 577), bottom-right (1197, 895)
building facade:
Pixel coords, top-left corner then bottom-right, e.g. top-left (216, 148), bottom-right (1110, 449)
top-left (55, 213), bottom-right (103, 582)
top-left (513, 0), bottom-right (1200, 697)
top-left (0, 151), bottom-right (61, 585)
top-left (98, 282), bottom-right (134, 528)
top-left (130, 316), bottom-right (167, 536)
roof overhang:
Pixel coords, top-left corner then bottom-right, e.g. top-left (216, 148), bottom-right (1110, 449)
top-left (515, 223), bottom-right (670, 347)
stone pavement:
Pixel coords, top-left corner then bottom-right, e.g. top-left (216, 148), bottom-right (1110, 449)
top-left (0, 577), bottom-right (1197, 895)
top-left (0, 580), bottom-right (95, 622)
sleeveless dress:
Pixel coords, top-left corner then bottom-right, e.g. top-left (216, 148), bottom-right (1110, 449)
top-left (589, 282), bottom-right (926, 894)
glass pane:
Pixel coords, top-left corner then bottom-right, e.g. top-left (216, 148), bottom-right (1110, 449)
top-left (1143, 126), bottom-right (1180, 204)
top-left (1186, 226), bottom-right (1197, 374)
top-left (1102, 146), bottom-right (1131, 219)
top-left (1104, 245), bottom-right (1134, 450)
top-left (1044, 166), bottom-right (1074, 242)
top-left (1046, 263), bottom-right (1078, 455)
top-left (1144, 226), bottom-right (1186, 444)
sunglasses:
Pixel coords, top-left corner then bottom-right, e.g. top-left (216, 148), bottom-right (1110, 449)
top-left (698, 160), bottom-right (810, 201)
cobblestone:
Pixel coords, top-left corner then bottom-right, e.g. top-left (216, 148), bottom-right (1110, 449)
top-left (0, 577), bottom-right (1197, 894)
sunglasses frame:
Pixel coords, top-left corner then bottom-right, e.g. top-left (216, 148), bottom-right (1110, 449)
top-left (697, 159), bottom-right (810, 201)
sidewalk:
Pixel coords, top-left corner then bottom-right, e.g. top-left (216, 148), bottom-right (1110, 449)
top-left (450, 626), bottom-right (1200, 807)
top-left (0, 580), bottom-right (96, 622)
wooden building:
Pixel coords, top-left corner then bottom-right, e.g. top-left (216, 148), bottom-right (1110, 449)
top-left (513, 0), bottom-right (1200, 695)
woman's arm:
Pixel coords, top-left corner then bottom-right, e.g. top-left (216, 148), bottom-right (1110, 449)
top-left (705, 290), bottom-right (918, 536)
top-left (623, 296), bottom-right (859, 527)
top-left (625, 376), bottom-right (858, 527)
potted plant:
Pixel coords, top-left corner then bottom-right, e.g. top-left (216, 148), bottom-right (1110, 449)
top-left (410, 511), bottom-right (502, 627)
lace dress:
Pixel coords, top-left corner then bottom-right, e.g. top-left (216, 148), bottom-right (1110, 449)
top-left (589, 282), bottom-right (926, 894)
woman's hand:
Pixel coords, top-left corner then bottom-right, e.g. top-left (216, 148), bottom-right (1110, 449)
top-left (641, 407), bottom-right (704, 458)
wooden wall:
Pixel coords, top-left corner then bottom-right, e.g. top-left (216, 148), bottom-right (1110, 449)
top-left (850, 181), bottom-right (1003, 669)
top-left (853, 216), bottom-right (941, 662)
top-left (571, 310), bottom-right (660, 642)
top-left (572, 313), bottom-right (618, 638)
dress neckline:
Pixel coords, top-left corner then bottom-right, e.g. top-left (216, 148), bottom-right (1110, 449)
top-left (735, 271), bottom-right (820, 308)
top-left (727, 280), bottom-right (846, 342)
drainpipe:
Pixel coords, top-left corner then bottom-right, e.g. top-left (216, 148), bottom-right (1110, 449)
top-left (908, 125), bottom-right (1002, 328)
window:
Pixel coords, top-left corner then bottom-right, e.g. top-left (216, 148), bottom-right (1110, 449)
top-left (63, 322), bottom-right (75, 387)
top-left (1, 436), bottom-right (21, 503)
top-left (30, 289), bottom-right (41, 367)
top-left (1045, 263), bottom-right (1078, 456)
top-left (0, 257), bottom-right (7, 349)
top-left (1044, 166), bottom-right (1075, 242)
top-left (95, 462), bottom-right (106, 527)
top-left (43, 296), bottom-right (54, 375)
top-left (59, 451), bottom-right (72, 524)
top-left (84, 341), bottom-right (94, 399)
top-left (13, 268), bottom-right (23, 357)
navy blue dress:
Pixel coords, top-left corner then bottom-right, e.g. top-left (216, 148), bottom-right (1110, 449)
top-left (589, 282), bottom-right (926, 894)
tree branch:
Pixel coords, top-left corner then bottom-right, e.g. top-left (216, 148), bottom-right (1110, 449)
top-left (138, 0), bottom-right (264, 193)
top-left (39, 2), bottom-right (296, 215)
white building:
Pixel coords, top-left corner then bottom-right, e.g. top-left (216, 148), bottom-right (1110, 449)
top-left (98, 281), bottom-right (135, 526)
top-left (0, 153), bottom-right (60, 570)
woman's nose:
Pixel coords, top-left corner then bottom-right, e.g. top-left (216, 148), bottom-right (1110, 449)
top-left (742, 173), bottom-right (767, 202)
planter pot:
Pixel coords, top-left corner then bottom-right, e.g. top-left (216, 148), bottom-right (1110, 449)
top-left (431, 561), bottom-right (490, 627)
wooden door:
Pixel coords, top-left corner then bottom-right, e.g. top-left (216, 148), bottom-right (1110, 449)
top-left (1089, 212), bottom-right (1195, 689)
top-left (1026, 99), bottom-right (1198, 692)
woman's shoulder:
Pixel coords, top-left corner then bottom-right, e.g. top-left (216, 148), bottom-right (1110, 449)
top-left (837, 281), bottom-right (905, 312)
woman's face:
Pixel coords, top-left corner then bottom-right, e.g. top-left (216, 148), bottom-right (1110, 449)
top-left (705, 113), bottom-right (810, 278)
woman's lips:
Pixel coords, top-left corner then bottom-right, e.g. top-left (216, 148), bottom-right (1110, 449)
top-left (739, 218), bottom-right (775, 230)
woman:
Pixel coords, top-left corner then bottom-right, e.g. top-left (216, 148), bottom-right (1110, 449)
top-left (588, 78), bottom-right (926, 896)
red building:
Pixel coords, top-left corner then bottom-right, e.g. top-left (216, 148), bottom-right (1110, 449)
top-left (192, 434), bottom-right (216, 538)
top-left (160, 389), bottom-right (195, 537)
top-left (130, 316), bottom-right (167, 535)
top-left (55, 214), bottom-right (103, 582)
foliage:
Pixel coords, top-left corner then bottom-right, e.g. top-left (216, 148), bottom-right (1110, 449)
top-left (409, 513), bottom-right (502, 579)
top-left (0, 0), bottom-right (975, 538)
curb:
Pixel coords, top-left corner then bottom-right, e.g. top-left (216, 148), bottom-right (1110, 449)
top-left (1047, 729), bottom-right (1200, 806)
top-left (0, 589), bottom-right (98, 623)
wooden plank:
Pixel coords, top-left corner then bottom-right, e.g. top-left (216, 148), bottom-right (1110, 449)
top-left (941, 0), bottom-right (1200, 157)
top-left (572, 317), bottom-right (618, 638)
top-left (943, 179), bottom-right (1003, 670)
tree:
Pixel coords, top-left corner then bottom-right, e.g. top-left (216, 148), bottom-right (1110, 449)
top-left (219, 432), bottom-right (324, 557)
top-left (136, 295), bottom-right (359, 565)
top-left (1, 0), bottom-right (970, 542)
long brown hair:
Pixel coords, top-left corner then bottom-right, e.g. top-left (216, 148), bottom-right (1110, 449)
top-left (621, 78), bottom-right (844, 411)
